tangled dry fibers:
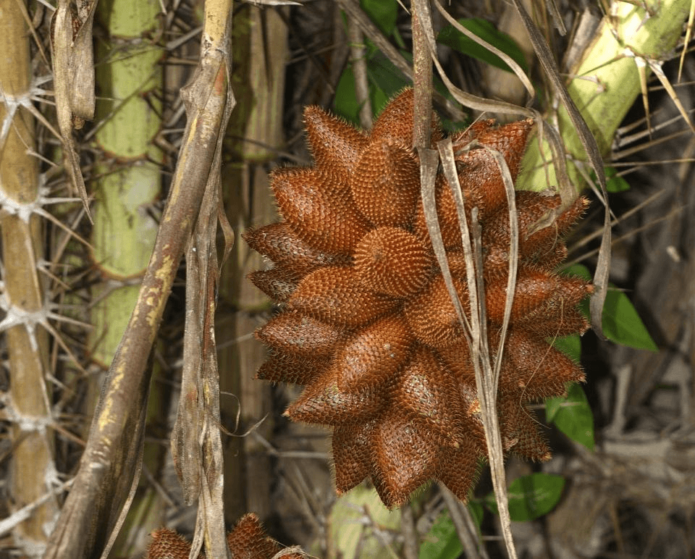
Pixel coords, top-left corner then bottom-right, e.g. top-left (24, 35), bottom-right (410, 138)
top-left (246, 89), bottom-right (591, 508)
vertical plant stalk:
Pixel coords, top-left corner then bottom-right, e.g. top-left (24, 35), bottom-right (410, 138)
top-left (411, 4), bottom-right (432, 150)
top-left (91, 0), bottom-right (163, 370)
top-left (348, 16), bottom-right (372, 131)
top-left (218, 3), bottom-right (287, 523)
top-left (0, 2), bottom-right (59, 555)
top-left (44, 0), bottom-right (236, 556)
top-left (412, 3), bottom-right (519, 556)
top-left (88, 0), bottom-right (166, 553)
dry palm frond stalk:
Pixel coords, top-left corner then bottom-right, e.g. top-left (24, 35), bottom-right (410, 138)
top-left (245, 89), bottom-right (591, 508)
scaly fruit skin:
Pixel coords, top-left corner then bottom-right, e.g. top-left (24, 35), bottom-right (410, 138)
top-left (145, 513), bottom-right (302, 559)
top-left (246, 89), bottom-right (591, 508)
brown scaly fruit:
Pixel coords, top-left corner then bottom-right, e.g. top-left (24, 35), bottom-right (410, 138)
top-left (245, 89), bottom-right (591, 508)
top-left (145, 513), bottom-right (303, 558)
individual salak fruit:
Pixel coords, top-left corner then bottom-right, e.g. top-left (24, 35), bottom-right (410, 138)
top-left (245, 89), bottom-right (591, 508)
top-left (145, 513), bottom-right (303, 558)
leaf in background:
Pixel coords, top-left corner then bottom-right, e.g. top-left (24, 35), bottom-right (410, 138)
top-left (602, 286), bottom-right (658, 351)
top-left (328, 486), bottom-right (402, 559)
top-left (360, 0), bottom-right (398, 37)
top-left (334, 50), bottom-right (411, 124)
top-left (368, 51), bottom-right (411, 99)
top-left (437, 18), bottom-right (528, 74)
top-left (589, 166), bottom-right (630, 192)
top-left (485, 473), bottom-right (565, 521)
top-left (564, 264), bottom-right (657, 352)
top-left (418, 511), bottom-right (463, 559)
top-left (546, 383), bottom-right (595, 450)
top-left (334, 66), bottom-right (361, 125)
top-left (551, 334), bottom-right (581, 362)
top-left (605, 166), bottom-right (630, 192)
top-left (468, 501), bottom-right (484, 528)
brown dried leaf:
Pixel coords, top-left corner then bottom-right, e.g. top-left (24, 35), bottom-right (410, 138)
top-left (50, 0), bottom-right (99, 221)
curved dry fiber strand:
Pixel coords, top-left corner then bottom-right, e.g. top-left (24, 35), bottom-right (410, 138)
top-left (243, 222), bottom-right (349, 276)
top-left (483, 193), bottom-right (588, 262)
top-left (370, 88), bottom-right (444, 146)
top-left (271, 167), bottom-right (370, 255)
top-left (335, 314), bottom-right (415, 392)
top-left (451, 119), bottom-right (494, 148)
top-left (523, 275), bottom-right (594, 324)
top-left (525, 242), bottom-right (568, 272)
top-left (475, 118), bottom-right (534, 181)
top-left (485, 269), bottom-right (592, 324)
top-left (350, 141), bottom-right (420, 227)
top-left (436, 443), bottom-right (482, 503)
top-left (482, 190), bottom-right (560, 256)
top-left (333, 420), bottom-right (375, 494)
top-left (255, 311), bottom-right (343, 357)
top-left (456, 148), bottom-right (511, 218)
top-left (247, 267), bottom-right (300, 302)
top-left (503, 329), bottom-right (585, 400)
top-left (521, 196), bottom-right (588, 263)
top-left (304, 104), bottom-right (369, 176)
top-left (290, 267), bottom-right (399, 327)
top-left (391, 347), bottom-right (466, 448)
top-left (354, 227), bottom-right (433, 298)
top-left (412, 174), bottom-right (468, 250)
top-left (285, 365), bottom-right (384, 426)
top-left (404, 275), bottom-right (468, 349)
top-left (256, 351), bottom-right (329, 385)
top-left (146, 529), bottom-right (192, 559)
top-left (499, 395), bottom-right (551, 461)
top-left (525, 306), bottom-right (590, 338)
top-left (371, 410), bottom-right (440, 508)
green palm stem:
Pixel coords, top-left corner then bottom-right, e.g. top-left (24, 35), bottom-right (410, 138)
top-left (89, 0), bottom-right (165, 553)
top-left (0, 0), bottom-right (59, 553)
top-left (518, 0), bottom-right (691, 192)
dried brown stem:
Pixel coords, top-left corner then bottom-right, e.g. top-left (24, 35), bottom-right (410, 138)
top-left (43, 1), bottom-right (236, 556)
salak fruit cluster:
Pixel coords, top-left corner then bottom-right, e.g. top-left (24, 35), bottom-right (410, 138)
top-left (245, 89), bottom-right (591, 508)
top-left (146, 513), bottom-right (302, 558)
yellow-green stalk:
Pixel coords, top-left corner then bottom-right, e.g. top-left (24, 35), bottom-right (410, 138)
top-left (90, 0), bottom-right (165, 552)
top-left (519, 0), bottom-right (691, 191)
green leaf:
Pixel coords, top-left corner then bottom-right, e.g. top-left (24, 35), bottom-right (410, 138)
top-left (485, 473), bottom-right (565, 521)
top-left (591, 166), bottom-right (630, 193)
top-left (360, 0), bottom-right (398, 37)
top-left (437, 18), bottom-right (528, 74)
top-left (546, 383), bottom-right (595, 450)
top-left (334, 66), bottom-right (361, 126)
top-left (604, 166), bottom-right (630, 192)
top-left (418, 511), bottom-right (463, 559)
top-left (367, 51), bottom-right (411, 106)
top-left (418, 502), bottom-right (485, 559)
top-left (334, 49), bottom-right (411, 125)
top-left (468, 501), bottom-right (484, 528)
top-left (562, 263), bottom-right (591, 281)
top-left (561, 264), bottom-right (658, 352)
top-left (551, 334), bottom-right (581, 362)
top-left (602, 287), bottom-right (658, 351)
